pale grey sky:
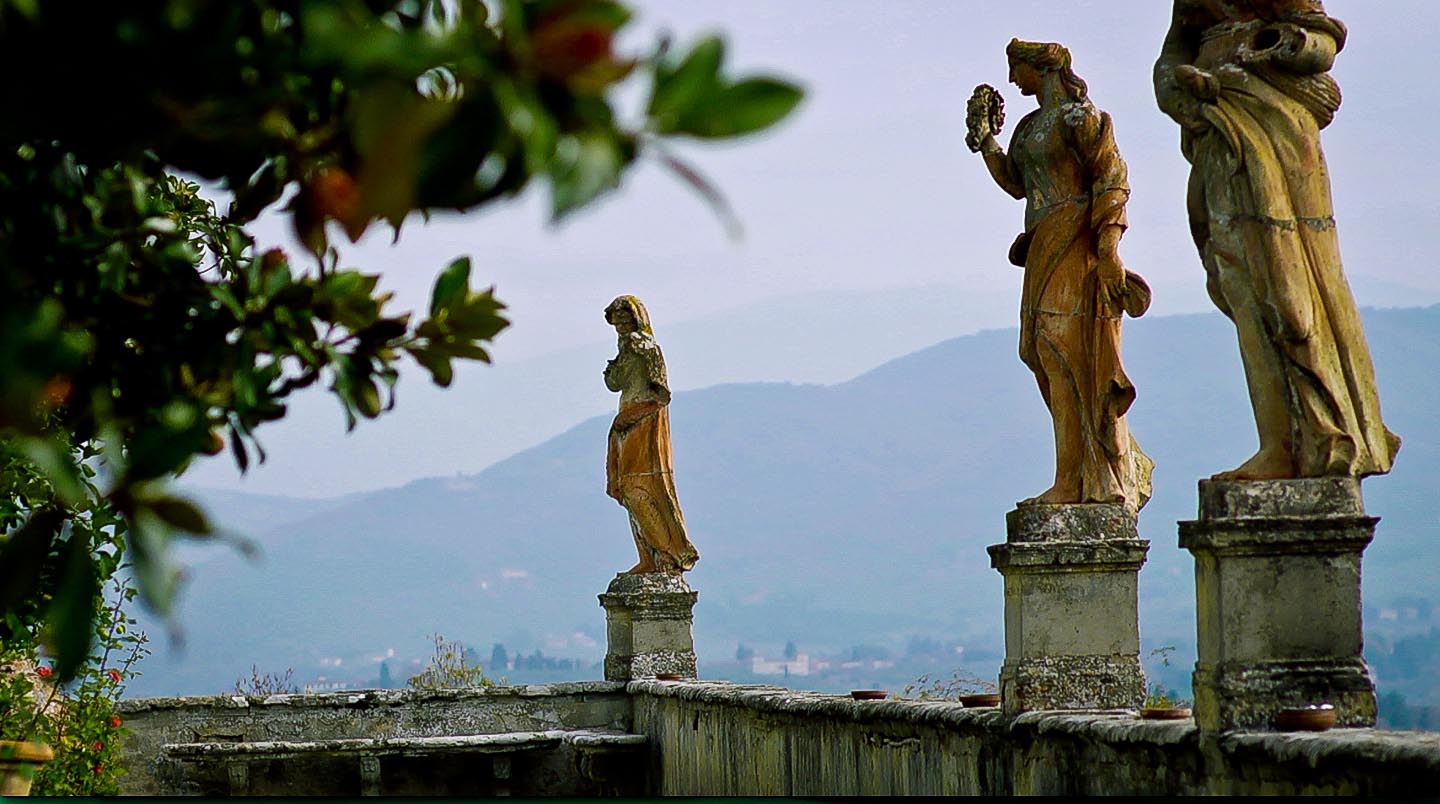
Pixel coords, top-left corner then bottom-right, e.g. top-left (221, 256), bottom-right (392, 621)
top-left (189, 0), bottom-right (1439, 497)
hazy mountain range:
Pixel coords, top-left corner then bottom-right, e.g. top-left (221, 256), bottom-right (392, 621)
top-left (173, 276), bottom-right (1440, 499)
top-left (130, 303), bottom-right (1439, 698)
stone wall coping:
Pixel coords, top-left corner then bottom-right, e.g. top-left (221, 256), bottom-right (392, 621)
top-left (163, 728), bottom-right (646, 760)
top-left (629, 680), bottom-right (1010, 729)
top-left (629, 680), bottom-right (1440, 768)
top-left (116, 681), bottom-right (627, 713)
top-left (1221, 728), bottom-right (1440, 771)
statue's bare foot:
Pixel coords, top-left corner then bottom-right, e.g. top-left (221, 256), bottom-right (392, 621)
top-left (1019, 485), bottom-right (1079, 506)
top-left (1212, 449), bottom-right (1293, 481)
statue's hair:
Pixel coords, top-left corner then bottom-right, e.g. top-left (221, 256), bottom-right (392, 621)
top-left (605, 295), bottom-right (654, 335)
top-left (1006, 38), bottom-right (1088, 101)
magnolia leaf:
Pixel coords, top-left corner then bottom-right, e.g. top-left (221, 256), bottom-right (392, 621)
top-left (549, 130), bottom-right (624, 220)
top-left (148, 495), bottom-right (214, 536)
top-left (351, 84), bottom-right (457, 234)
top-left (676, 77), bottom-right (804, 139)
top-left (648, 35), bottom-right (724, 133)
top-left (43, 534), bottom-right (99, 681)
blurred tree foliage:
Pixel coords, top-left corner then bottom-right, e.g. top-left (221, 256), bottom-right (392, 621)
top-left (0, 0), bottom-right (801, 678)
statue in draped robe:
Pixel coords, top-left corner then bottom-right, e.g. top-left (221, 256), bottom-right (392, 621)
top-left (970, 39), bottom-right (1154, 508)
top-left (603, 296), bottom-right (699, 573)
top-left (1154, 0), bottom-right (1399, 479)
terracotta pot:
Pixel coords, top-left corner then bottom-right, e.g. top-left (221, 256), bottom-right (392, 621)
top-left (0, 741), bottom-right (54, 797)
top-left (850, 689), bottom-right (888, 700)
top-left (1139, 707), bottom-right (1192, 721)
top-left (959, 693), bottom-right (1001, 708)
top-left (1275, 705), bottom-right (1337, 732)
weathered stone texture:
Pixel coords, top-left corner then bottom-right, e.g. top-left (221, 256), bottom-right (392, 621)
top-left (116, 680), bottom-right (1440, 796)
top-left (990, 503), bottom-right (1148, 713)
top-left (1181, 478), bottom-right (1378, 732)
top-left (629, 680), bottom-right (1440, 796)
top-left (599, 572), bottom-right (698, 681)
top-left (115, 682), bottom-right (632, 796)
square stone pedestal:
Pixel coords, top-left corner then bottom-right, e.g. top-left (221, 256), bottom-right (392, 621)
top-left (598, 572), bottom-right (698, 682)
top-left (1179, 478), bottom-right (1378, 732)
top-left (988, 504), bottom-right (1149, 715)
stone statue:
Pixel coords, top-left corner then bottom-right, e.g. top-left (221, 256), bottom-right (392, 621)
top-left (603, 295), bottom-right (699, 573)
top-left (970, 39), bottom-right (1153, 509)
top-left (1154, 0), bottom-right (1400, 479)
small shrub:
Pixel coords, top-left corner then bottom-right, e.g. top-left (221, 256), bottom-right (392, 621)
top-left (407, 634), bottom-right (495, 690)
top-left (234, 665), bottom-right (298, 696)
top-left (902, 669), bottom-right (998, 700)
top-left (1143, 646), bottom-right (1192, 709)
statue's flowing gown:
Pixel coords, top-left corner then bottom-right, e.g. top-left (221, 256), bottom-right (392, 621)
top-left (997, 96), bottom-right (1152, 505)
top-left (1157, 0), bottom-right (1399, 476)
top-left (606, 334), bottom-right (698, 572)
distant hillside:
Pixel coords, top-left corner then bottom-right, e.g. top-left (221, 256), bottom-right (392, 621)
top-left (172, 277), bottom-right (1436, 499)
top-left (132, 305), bottom-right (1440, 698)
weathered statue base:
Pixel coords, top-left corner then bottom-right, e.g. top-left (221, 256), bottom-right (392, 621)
top-left (1179, 478), bottom-right (1378, 732)
top-left (598, 572), bottom-right (698, 682)
top-left (988, 504), bottom-right (1148, 714)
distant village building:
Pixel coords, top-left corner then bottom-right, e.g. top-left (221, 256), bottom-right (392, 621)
top-left (750, 653), bottom-right (811, 676)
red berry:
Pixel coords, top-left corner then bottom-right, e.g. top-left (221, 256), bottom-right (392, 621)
top-left (36, 666), bottom-right (52, 677)
top-left (108, 669), bottom-right (122, 683)
top-left (110, 716), bottom-right (123, 728)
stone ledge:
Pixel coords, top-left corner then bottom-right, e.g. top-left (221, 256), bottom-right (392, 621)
top-left (116, 681), bottom-right (628, 713)
top-left (627, 680), bottom-right (1005, 728)
top-left (989, 539), bottom-right (1149, 570)
top-left (1179, 517), bottom-right (1376, 554)
top-left (164, 728), bottom-right (645, 760)
top-left (631, 680), bottom-right (1440, 794)
top-left (1221, 728), bottom-right (1440, 773)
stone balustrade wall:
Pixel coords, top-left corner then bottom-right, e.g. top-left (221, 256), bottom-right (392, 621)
top-left (116, 679), bottom-right (1440, 795)
top-left (116, 682), bottom-right (631, 796)
top-left (628, 680), bottom-right (1440, 796)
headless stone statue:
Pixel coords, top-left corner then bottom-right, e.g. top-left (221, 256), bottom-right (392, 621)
top-left (1154, 0), bottom-right (1399, 480)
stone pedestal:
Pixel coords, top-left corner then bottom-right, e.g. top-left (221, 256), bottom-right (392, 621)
top-left (1179, 478), bottom-right (1378, 732)
top-left (988, 504), bottom-right (1149, 714)
top-left (598, 572), bottom-right (698, 682)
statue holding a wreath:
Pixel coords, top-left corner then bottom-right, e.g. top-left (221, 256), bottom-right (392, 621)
top-left (969, 39), bottom-right (1153, 509)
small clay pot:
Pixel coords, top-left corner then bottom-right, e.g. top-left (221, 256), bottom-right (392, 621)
top-left (654, 673), bottom-right (683, 681)
top-left (1139, 707), bottom-right (1192, 721)
top-left (850, 689), bottom-right (888, 700)
top-left (959, 693), bottom-right (1001, 708)
top-left (1275, 705), bottom-right (1337, 732)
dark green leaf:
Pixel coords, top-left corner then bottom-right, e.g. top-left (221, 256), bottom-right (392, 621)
top-left (549, 130), bottom-right (624, 219)
top-left (0, 508), bottom-right (62, 616)
top-left (407, 346), bottom-right (454, 387)
top-left (44, 533), bottom-right (99, 681)
top-left (648, 35), bottom-right (724, 132)
top-left (148, 495), bottom-right (213, 535)
top-left (430, 257), bottom-right (472, 317)
top-left (676, 77), bottom-right (803, 139)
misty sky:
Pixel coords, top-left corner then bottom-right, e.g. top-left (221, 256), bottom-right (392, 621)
top-left (192, 0), bottom-right (1439, 497)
